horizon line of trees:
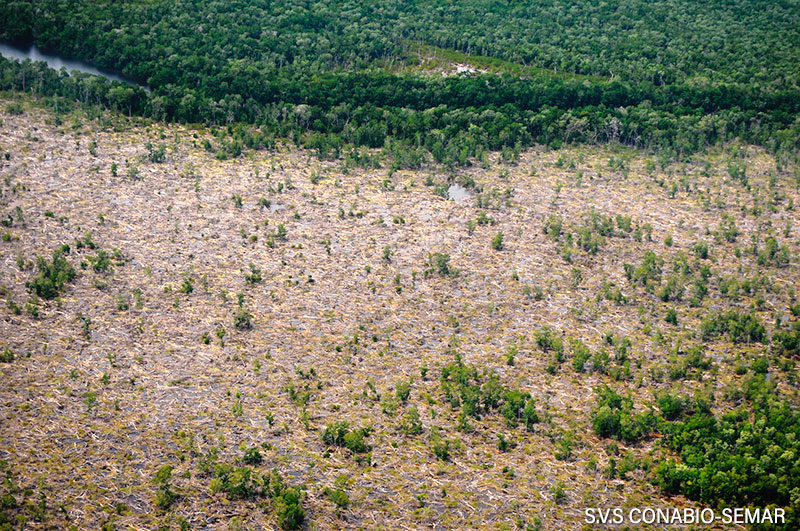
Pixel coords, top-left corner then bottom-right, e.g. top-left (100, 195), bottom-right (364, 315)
top-left (2, 56), bottom-right (799, 166)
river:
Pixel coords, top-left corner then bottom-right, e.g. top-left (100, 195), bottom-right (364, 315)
top-left (0, 41), bottom-right (148, 91)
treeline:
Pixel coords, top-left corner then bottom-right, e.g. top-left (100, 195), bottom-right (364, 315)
top-left (3, 56), bottom-right (800, 165)
top-left (1, 0), bottom-right (799, 162)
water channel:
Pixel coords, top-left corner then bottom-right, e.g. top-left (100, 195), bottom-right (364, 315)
top-left (0, 41), bottom-right (148, 90)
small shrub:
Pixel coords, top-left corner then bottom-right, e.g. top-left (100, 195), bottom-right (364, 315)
top-left (0, 347), bottom-right (14, 363)
top-left (116, 293), bottom-right (131, 312)
top-left (497, 433), bottom-right (511, 452)
top-left (757, 237), bottom-right (790, 267)
top-left (153, 465), bottom-right (176, 510)
top-left (550, 481), bottom-right (567, 503)
top-left (75, 232), bottom-right (96, 250)
top-left (535, 327), bottom-right (564, 357)
top-left (400, 405), bottom-right (423, 435)
top-left (323, 422), bottom-right (371, 454)
top-left (211, 465), bottom-right (253, 498)
top-left (665, 308), bottom-right (678, 325)
top-left (146, 142), bottom-right (166, 163)
top-left (245, 263), bottom-right (262, 284)
top-left (90, 250), bottom-right (113, 273)
top-left (693, 241), bottom-right (709, 260)
top-left (571, 339), bottom-right (592, 372)
top-left (425, 252), bottom-right (456, 277)
top-left (656, 391), bottom-right (688, 421)
top-left (431, 436), bottom-right (450, 461)
top-left (322, 422), bottom-right (349, 446)
top-left (773, 321), bottom-right (800, 356)
top-left (275, 487), bottom-right (305, 530)
top-left (234, 308), bottom-right (253, 330)
top-left (180, 276), bottom-right (193, 294)
top-left (543, 214), bottom-right (563, 240)
top-left (491, 231), bottom-right (504, 250)
top-left (323, 487), bottom-right (349, 510)
top-left (242, 447), bottom-right (263, 465)
top-left (624, 251), bottom-right (663, 287)
top-left (343, 430), bottom-right (370, 453)
top-left (522, 399), bottom-right (540, 429)
top-left (27, 247), bottom-right (76, 299)
top-left (5, 102), bottom-right (23, 115)
top-left (395, 379), bottom-right (411, 403)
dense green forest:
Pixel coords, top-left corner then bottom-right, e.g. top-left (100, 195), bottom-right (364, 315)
top-left (4, 0), bottom-right (799, 86)
top-left (1, 1), bottom-right (799, 164)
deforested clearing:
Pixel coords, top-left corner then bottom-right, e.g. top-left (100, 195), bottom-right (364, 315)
top-left (1, 98), bottom-right (798, 530)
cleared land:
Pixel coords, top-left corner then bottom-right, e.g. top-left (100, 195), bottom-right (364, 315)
top-left (1, 97), bottom-right (798, 530)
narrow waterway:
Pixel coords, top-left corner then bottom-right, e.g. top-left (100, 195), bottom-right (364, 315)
top-left (0, 41), bottom-right (147, 90)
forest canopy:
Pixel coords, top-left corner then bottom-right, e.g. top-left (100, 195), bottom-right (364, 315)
top-left (1, 0), bottom-right (799, 162)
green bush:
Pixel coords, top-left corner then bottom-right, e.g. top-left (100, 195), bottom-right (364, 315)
top-left (242, 447), bottom-right (263, 465)
top-left (245, 263), bottom-right (262, 284)
top-left (153, 465), bottom-right (176, 510)
top-left (500, 389), bottom-right (529, 427)
top-left (5, 103), bottom-right (23, 115)
top-left (592, 405), bottom-right (621, 438)
top-left (27, 247), bottom-right (76, 299)
top-left (0, 347), bottom-right (14, 363)
top-left (323, 487), bottom-right (350, 510)
top-left (395, 379), bottom-right (411, 403)
top-left (491, 231), bottom-right (504, 250)
top-left (343, 430), bottom-right (370, 453)
top-left (430, 436), bottom-right (451, 461)
top-left (757, 237), bottom-right (790, 267)
top-left (90, 249), bottom-right (113, 273)
top-left (322, 422), bottom-right (371, 453)
top-left (624, 251), bottom-right (663, 287)
top-left (535, 327), bottom-right (563, 354)
top-left (234, 308), bottom-right (253, 330)
top-left (400, 405), bottom-right (423, 435)
top-left (518, 402), bottom-right (537, 430)
top-left (275, 487), bottom-right (304, 530)
top-left (699, 310), bottom-right (765, 344)
top-left (210, 464), bottom-right (253, 498)
top-left (75, 232), bottom-right (97, 250)
top-left (179, 276), bottom-right (193, 294)
top-left (773, 321), bottom-right (800, 356)
top-left (591, 385), bottom-right (655, 442)
top-left (571, 339), bottom-right (592, 372)
top-left (260, 472), bottom-right (305, 530)
top-left (425, 252), bottom-right (456, 277)
top-left (656, 391), bottom-right (688, 421)
top-left (543, 214), bottom-right (563, 240)
top-left (146, 142), bottom-right (166, 163)
top-left (692, 241), bottom-right (709, 259)
top-left (322, 422), bottom-right (349, 446)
